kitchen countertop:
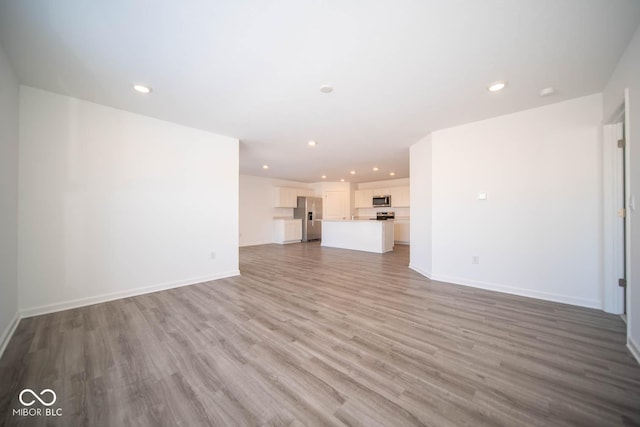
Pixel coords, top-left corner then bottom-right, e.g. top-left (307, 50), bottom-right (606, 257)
top-left (321, 219), bottom-right (394, 222)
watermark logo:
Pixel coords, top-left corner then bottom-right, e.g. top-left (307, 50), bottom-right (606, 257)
top-left (13, 388), bottom-right (62, 417)
top-left (19, 389), bottom-right (56, 406)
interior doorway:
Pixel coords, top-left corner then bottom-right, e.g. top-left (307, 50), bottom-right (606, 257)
top-left (603, 93), bottom-right (630, 320)
top-left (616, 119), bottom-right (627, 319)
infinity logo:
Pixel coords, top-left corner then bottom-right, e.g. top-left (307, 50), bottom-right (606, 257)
top-left (19, 389), bottom-right (57, 407)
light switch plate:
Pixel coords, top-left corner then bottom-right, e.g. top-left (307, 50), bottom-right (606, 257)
top-left (478, 193), bottom-right (487, 200)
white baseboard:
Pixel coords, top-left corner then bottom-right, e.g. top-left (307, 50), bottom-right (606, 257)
top-left (628, 336), bottom-right (640, 366)
top-left (409, 264), bottom-right (432, 279)
top-left (20, 270), bottom-right (241, 318)
top-left (240, 241), bottom-right (272, 247)
top-left (0, 311), bottom-right (21, 359)
top-left (429, 273), bottom-right (601, 309)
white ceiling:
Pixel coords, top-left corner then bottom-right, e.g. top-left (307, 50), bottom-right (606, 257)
top-left (1, 1), bottom-right (639, 183)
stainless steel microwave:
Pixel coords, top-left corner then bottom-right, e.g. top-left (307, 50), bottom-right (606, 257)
top-left (372, 195), bottom-right (391, 207)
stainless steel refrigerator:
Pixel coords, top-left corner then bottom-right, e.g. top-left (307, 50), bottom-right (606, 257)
top-left (294, 197), bottom-right (323, 242)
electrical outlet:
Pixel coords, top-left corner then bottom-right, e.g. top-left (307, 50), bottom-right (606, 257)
top-left (210, 252), bottom-right (216, 260)
top-left (472, 255), bottom-right (479, 264)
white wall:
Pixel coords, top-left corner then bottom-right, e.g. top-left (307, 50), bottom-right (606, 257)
top-left (239, 175), bottom-right (313, 246)
top-left (603, 23), bottom-right (640, 360)
top-left (411, 94), bottom-right (603, 308)
top-left (409, 135), bottom-right (432, 277)
top-left (0, 42), bottom-right (19, 355)
top-left (18, 87), bottom-right (239, 315)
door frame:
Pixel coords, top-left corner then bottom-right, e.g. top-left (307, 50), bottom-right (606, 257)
top-left (602, 89), bottom-right (631, 316)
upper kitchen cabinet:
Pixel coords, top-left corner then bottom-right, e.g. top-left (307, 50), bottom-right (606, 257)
top-left (354, 189), bottom-right (373, 208)
top-left (390, 186), bottom-right (410, 207)
top-left (273, 187), bottom-right (298, 208)
top-left (372, 188), bottom-right (390, 196)
top-left (274, 187), bottom-right (315, 207)
top-left (297, 188), bottom-right (315, 197)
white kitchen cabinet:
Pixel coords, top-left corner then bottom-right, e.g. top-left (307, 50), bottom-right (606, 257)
top-left (390, 186), bottom-right (410, 207)
top-left (354, 189), bottom-right (373, 208)
top-left (372, 188), bottom-right (391, 196)
top-left (273, 187), bottom-right (298, 208)
top-left (394, 219), bottom-right (410, 244)
top-left (297, 188), bottom-right (315, 197)
top-left (273, 219), bottom-right (302, 244)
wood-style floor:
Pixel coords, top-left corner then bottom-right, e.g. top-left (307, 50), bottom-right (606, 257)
top-left (1, 243), bottom-right (639, 426)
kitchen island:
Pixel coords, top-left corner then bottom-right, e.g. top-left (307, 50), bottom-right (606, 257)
top-left (321, 220), bottom-right (394, 253)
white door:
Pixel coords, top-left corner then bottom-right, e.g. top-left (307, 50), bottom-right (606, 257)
top-left (324, 191), bottom-right (347, 220)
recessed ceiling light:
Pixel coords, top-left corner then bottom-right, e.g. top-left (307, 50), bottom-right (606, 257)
top-left (540, 87), bottom-right (555, 97)
top-left (320, 85), bottom-right (333, 94)
top-left (373, 167), bottom-right (379, 171)
top-left (340, 178), bottom-right (345, 182)
top-left (133, 84), bottom-right (152, 93)
top-left (262, 165), bottom-right (269, 170)
top-left (321, 175), bottom-right (326, 179)
top-left (308, 140), bottom-right (317, 146)
top-left (488, 81), bottom-right (507, 92)
top-left (389, 172), bottom-right (396, 176)
top-left (350, 170), bottom-right (356, 175)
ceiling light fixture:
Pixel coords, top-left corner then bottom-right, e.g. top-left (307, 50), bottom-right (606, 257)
top-left (350, 170), bottom-right (356, 175)
top-left (319, 85), bottom-right (333, 94)
top-left (133, 84), bottom-right (152, 93)
top-left (389, 172), bottom-right (396, 176)
top-left (340, 178), bottom-right (345, 182)
top-left (308, 140), bottom-right (317, 146)
top-left (321, 175), bottom-right (326, 179)
top-left (540, 87), bottom-right (555, 97)
top-left (373, 167), bottom-right (379, 171)
top-left (488, 81), bottom-right (507, 92)
top-left (262, 165), bottom-right (269, 170)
